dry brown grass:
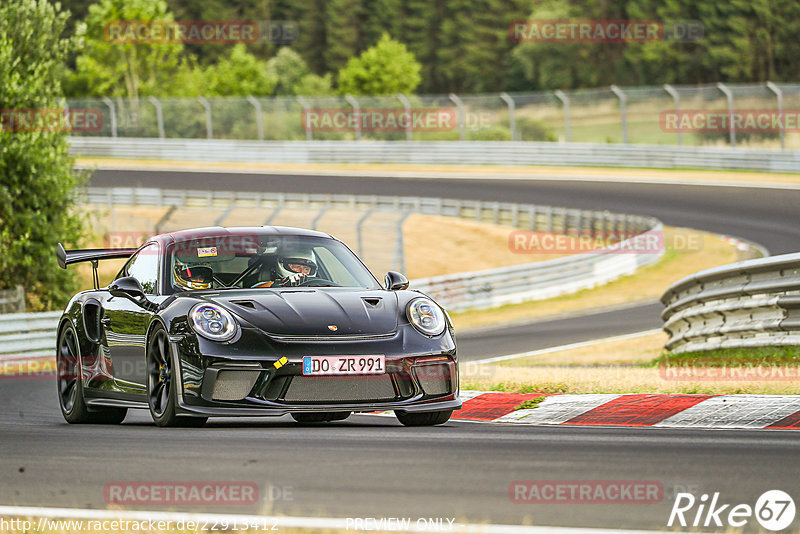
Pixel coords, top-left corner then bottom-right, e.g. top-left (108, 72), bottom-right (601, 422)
top-left (499, 331), bottom-right (668, 367)
top-left (403, 214), bottom-right (569, 279)
top-left (451, 227), bottom-right (741, 330)
top-left (459, 331), bottom-right (800, 394)
top-left (460, 364), bottom-right (800, 395)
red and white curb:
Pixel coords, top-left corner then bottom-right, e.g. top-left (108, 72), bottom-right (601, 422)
top-left (451, 391), bottom-right (800, 430)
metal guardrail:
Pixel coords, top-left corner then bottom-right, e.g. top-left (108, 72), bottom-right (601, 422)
top-left (661, 253), bottom-right (800, 353)
top-left (69, 138), bottom-right (800, 172)
top-left (85, 186), bottom-right (663, 313)
top-left (0, 311), bottom-right (61, 360)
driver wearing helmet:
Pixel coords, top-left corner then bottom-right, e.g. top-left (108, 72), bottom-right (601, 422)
top-left (252, 249), bottom-right (317, 288)
top-left (173, 261), bottom-right (212, 290)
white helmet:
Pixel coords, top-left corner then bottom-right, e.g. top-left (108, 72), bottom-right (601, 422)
top-left (276, 249), bottom-right (317, 279)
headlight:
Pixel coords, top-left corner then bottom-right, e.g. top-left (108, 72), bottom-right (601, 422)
top-left (190, 303), bottom-right (238, 341)
top-left (407, 298), bottom-right (446, 336)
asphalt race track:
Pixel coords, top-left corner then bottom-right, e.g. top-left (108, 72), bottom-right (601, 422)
top-left (3, 378), bottom-right (800, 530)
top-left (1, 169), bottom-right (795, 530)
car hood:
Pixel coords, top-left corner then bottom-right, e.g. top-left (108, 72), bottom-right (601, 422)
top-left (210, 288), bottom-right (399, 337)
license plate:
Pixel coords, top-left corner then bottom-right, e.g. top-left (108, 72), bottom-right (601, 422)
top-left (302, 355), bottom-right (385, 376)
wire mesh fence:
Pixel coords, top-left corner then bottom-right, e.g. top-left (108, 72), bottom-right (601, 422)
top-left (65, 82), bottom-right (800, 150)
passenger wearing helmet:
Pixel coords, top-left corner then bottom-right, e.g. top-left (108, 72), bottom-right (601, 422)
top-left (252, 249), bottom-right (317, 288)
top-left (173, 261), bottom-right (213, 290)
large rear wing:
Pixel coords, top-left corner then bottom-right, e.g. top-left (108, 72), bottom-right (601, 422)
top-left (56, 243), bottom-right (137, 288)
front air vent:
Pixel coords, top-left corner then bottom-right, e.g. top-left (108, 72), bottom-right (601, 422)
top-left (231, 300), bottom-right (257, 309)
top-left (362, 297), bottom-right (382, 306)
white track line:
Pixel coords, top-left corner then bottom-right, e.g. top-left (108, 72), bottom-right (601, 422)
top-left (0, 505), bottom-right (674, 534)
top-left (468, 329), bottom-right (662, 365)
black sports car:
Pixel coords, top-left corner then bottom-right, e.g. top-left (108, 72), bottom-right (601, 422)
top-left (55, 226), bottom-right (460, 427)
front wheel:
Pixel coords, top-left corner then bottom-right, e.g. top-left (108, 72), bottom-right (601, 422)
top-left (395, 410), bottom-right (452, 427)
top-left (57, 322), bottom-right (126, 424)
top-left (146, 324), bottom-right (207, 428)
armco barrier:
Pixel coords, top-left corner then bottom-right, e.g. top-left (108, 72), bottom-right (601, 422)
top-left (661, 253), bottom-right (800, 353)
top-left (0, 311), bottom-right (61, 360)
top-left (68, 137), bottom-right (800, 173)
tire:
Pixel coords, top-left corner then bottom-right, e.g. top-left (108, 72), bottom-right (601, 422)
top-left (146, 323), bottom-right (207, 428)
top-left (56, 322), bottom-right (127, 424)
top-left (395, 409), bottom-right (452, 427)
top-left (291, 412), bottom-right (351, 423)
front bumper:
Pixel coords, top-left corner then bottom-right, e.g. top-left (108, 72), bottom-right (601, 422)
top-left (170, 329), bottom-right (461, 417)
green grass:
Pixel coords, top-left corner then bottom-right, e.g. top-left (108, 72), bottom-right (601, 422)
top-left (651, 346), bottom-right (800, 368)
top-left (513, 396), bottom-right (547, 410)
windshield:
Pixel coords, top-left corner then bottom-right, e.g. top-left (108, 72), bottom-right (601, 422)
top-left (167, 233), bottom-right (380, 292)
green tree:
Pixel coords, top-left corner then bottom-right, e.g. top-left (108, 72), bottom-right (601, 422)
top-left (0, 0), bottom-right (86, 310)
top-left (267, 47), bottom-right (333, 96)
top-left (69, 0), bottom-right (185, 99)
top-left (202, 44), bottom-right (277, 96)
top-left (337, 34), bottom-right (421, 95)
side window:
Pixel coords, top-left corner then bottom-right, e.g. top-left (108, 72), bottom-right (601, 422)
top-left (124, 243), bottom-right (159, 295)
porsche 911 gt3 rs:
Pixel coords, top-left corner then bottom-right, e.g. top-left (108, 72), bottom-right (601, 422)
top-left (55, 226), bottom-right (460, 427)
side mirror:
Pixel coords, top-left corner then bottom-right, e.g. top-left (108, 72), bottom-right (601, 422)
top-left (109, 276), bottom-right (145, 300)
top-left (385, 271), bottom-right (409, 291)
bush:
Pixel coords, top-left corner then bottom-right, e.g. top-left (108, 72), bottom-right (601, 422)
top-left (0, 0), bottom-right (86, 310)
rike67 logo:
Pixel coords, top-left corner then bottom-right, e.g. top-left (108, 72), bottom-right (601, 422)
top-left (668, 490), bottom-right (796, 531)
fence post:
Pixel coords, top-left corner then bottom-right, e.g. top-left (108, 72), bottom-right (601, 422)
top-left (393, 212), bottom-right (412, 274)
top-left (214, 202), bottom-right (237, 226)
top-left (197, 97), bottom-right (213, 139)
top-left (397, 94), bottom-right (412, 141)
top-left (610, 85), bottom-right (628, 144)
top-left (716, 82), bottom-right (735, 148)
top-left (155, 205), bottom-right (178, 234)
top-left (147, 96), bottom-right (165, 139)
top-left (264, 194), bottom-right (285, 225)
top-left (101, 97), bottom-right (117, 138)
top-left (345, 95), bottom-right (361, 141)
top-left (311, 204), bottom-right (330, 230)
top-left (766, 82), bottom-right (785, 151)
top-left (448, 93), bottom-right (465, 141)
top-left (554, 90), bottom-right (571, 143)
top-left (246, 95), bottom-right (264, 141)
top-left (663, 84), bottom-right (681, 146)
top-left (500, 92), bottom-right (516, 141)
top-left (357, 208), bottom-right (374, 256)
top-left (296, 96), bottom-right (313, 140)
